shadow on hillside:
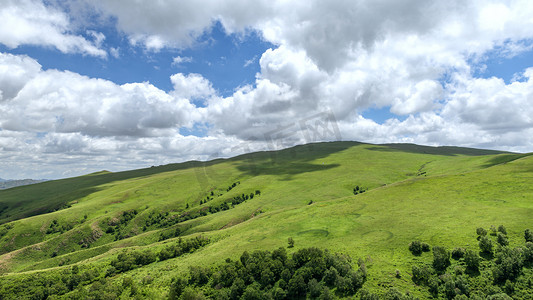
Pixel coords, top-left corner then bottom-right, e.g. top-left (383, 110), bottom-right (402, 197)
top-left (232, 141), bottom-right (354, 180)
top-left (481, 152), bottom-right (533, 168)
top-left (367, 143), bottom-right (510, 157)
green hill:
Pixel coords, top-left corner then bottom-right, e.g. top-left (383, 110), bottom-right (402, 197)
top-left (0, 141), bottom-right (531, 299)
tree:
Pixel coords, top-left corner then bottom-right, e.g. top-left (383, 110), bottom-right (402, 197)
top-left (432, 246), bottom-right (450, 272)
top-left (272, 286), bottom-right (286, 300)
top-left (411, 265), bottom-right (430, 284)
top-left (241, 282), bottom-right (262, 300)
top-left (479, 236), bottom-right (493, 255)
top-left (524, 242), bottom-right (533, 264)
top-left (288, 237), bottom-right (295, 248)
top-left (497, 233), bottom-right (509, 246)
top-left (497, 225), bottom-right (507, 235)
top-left (409, 241), bottom-right (423, 255)
top-left (308, 278), bottom-right (322, 298)
top-left (464, 250), bottom-right (480, 272)
top-left (323, 267), bottom-right (339, 286)
top-left (493, 247), bottom-right (524, 282)
top-left (476, 227), bottom-right (488, 238)
top-left (230, 278), bottom-right (245, 299)
top-left (168, 277), bottom-right (187, 300)
top-left (288, 274), bottom-right (307, 297)
top-left (428, 277), bottom-right (439, 297)
top-left (451, 247), bottom-right (465, 260)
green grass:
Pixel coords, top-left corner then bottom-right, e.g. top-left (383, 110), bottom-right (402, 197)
top-left (0, 141), bottom-right (531, 298)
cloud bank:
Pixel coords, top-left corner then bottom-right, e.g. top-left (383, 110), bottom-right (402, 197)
top-left (1, 0), bottom-right (533, 179)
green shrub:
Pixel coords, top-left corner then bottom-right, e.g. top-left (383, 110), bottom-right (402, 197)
top-left (432, 246), bottom-right (450, 272)
top-left (452, 247), bottom-right (465, 260)
top-left (477, 227), bottom-right (488, 237)
top-left (498, 225), bottom-right (507, 235)
top-left (408, 240), bottom-right (423, 255)
top-left (492, 247), bottom-right (524, 282)
top-left (411, 265), bottom-right (430, 284)
top-left (479, 236), bottom-right (493, 254)
top-left (464, 250), bottom-right (481, 272)
top-left (288, 237), bottom-right (295, 248)
top-left (497, 233), bottom-right (509, 246)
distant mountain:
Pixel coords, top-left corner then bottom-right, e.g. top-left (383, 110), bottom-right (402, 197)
top-left (0, 179), bottom-right (47, 190)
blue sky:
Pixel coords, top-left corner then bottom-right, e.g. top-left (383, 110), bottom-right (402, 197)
top-left (0, 21), bottom-right (273, 97)
top-left (1, 0), bottom-right (532, 179)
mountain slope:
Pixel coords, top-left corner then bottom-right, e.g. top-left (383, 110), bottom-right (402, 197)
top-left (0, 141), bottom-right (531, 298)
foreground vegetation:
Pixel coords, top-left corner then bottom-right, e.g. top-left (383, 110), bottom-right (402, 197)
top-left (0, 141), bottom-right (531, 298)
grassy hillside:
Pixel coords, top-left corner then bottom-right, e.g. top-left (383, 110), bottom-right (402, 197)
top-left (0, 141), bottom-right (531, 299)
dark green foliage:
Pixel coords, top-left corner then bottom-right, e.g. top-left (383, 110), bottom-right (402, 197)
top-left (407, 225), bottom-right (533, 299)
top-left (497, 233), bottom-right (509, 246)
top-left (477, 227), bottom-right (488, 237)
top-left (428, 276), bottom-right (439, 296)
top-left (493, 246), bottom-right (524, 283)
top-left (524, 229), bottom-right (533, 243)
top-left (479, 235), bottom-right (493, 255)
top-left (353, 185), bottom-right (366, 195)
top-left (189, 266), bottom-right (211, 286)
top-left (451, 247), bottom-right (465, 260)
top-left (288, 274), bottom-right (307, 297)
top-left (169, 247), bottom-right (364, 300)
top-left (323, 266), bottom-right (338, 286)
top-left (226, 182), bottom-right (240, 192)
top-left (383, 287), bottom-right (405, 300)
top-left (432, 246), bottom-right (450, 272)
top-left (241, 282), bottom-right (262, 300)
top-left (464, 249), bottom-right (481, 272)
top-left (487, 293), bottom-right (513, 300)
top-left (490, 225), bottom-right (498, 236)
top-left (408, 240), bottom-right (423, 255)
top-left (271, 286), bottom-right (286, 300)
top-left (359, 288), bottom-right (380, 300)
top-left (287, 237), bottom-right (294, 248)
top-left (109, 249), bottom-right (156, 274)
top-left (498, 225), bottom-right (507, 235)
top-left (411, 264), bottom-right (431, 284)
top-left (421, 242), bottom-right (430, 252)
top-left (102, 210), bottom-right (139, 241)
top-left (308, 278), bottom-right (321, 298)
top-left (158, 236), bottom-right (209, 261)
top-left (455, 275), bottom-right (470, 296)
top-left (442, 275), bottom-right (456, 299)
top-left (46, 219), bottom-right (74, 234)
top-left (524, 242), bottom-right (533, 265)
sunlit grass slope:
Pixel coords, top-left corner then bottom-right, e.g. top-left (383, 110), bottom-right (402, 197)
top-left (0, 141), bottom-right (531, 298)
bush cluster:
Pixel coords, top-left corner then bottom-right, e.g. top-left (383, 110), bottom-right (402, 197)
top-left (352, 185), bottom-right (366, 195)
top-left (407, 226), bottom-right (533, 299)
top-left (169, 247), bottom-right (367, 299)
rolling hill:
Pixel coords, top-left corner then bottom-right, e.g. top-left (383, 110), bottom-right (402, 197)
top-left (0, 141), bottom-right (531, 299)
